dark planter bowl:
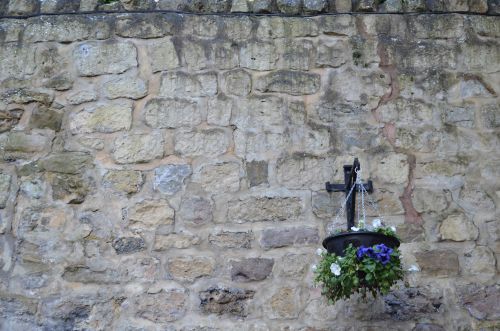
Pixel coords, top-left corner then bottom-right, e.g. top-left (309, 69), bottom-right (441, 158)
top-left (322, 231), bottom-right (400, 256)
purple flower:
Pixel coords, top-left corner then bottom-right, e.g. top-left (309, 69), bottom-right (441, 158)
top-left (357, 244), bottom-right (394, 265)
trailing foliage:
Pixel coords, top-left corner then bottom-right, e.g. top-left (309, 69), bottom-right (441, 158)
top-left (314, 241), bottom-right (404, 304)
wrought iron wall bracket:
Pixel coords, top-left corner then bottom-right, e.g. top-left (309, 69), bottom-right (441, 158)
top-left (325, 158), bottom-right (373, 231)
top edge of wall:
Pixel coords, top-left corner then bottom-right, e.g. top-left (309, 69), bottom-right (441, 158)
top-left (1, 0), bottom-right (499, 18)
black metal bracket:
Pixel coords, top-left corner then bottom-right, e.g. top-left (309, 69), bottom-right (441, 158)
top-left (325, 158), bottom-right (373, 231)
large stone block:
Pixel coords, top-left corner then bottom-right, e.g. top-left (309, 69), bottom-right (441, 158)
top-left (207, 95), bottom-right (232, 126)
top-left (29, 105), bottom-right (63, 131)
top-left (227, 196), bottom-right (303, 223)
top-left (260, 226), bottom-right (320, 249)
top-left (147, 38), bottom-right (180, 72)
top-left (231, 258), bottom-right (274, 282)
top-left (112, 132), bottom-right (164, 164)
top-left (128, 199), bottom-right (175, 231)
top-left (256, 17), bottom-right (319, 38)
top-left (167, 256), bottom-right (215, 282)
top-left (199, 286), bottom-right (255, 316)
top-left (144, 98), bottom-right (202, 129)
top-left (462, 246), bottom-right (496, 281)
top-left (178, 196), bottom-right (213, 225)
top-left (102, 75), bottom-right (148, 100)
top-left (255, 70), bottom-right (321, 96)
top-left (180, 40), bottom-right (210, 70)
top-left (103, 170), bottom-right (144, 194)
top-left (3, 132), bottom-right (51, 159)
top-left (0, 44), bottom-right (36, 79)
top-left (212, 41), bottom-right (240, 70)
top-left (115, 13), bottom-right (173, 38)
top-left (439, 214), bottom-right (478, 241)
top-left (316, 39), bottom-right (350, 68)
top-left (415, 250), bottom-right (459, 277)
top-left (223, 70), bottom-right (252, 96)
top-left (70, 100), bottom-right (133, 134)
top-left (159, 71), bottom-right (217, 97)
top-left (112, 236), bottom-right (146, 255)
top-left (40, 152), bottom-right (92, 174)
top-left (154, 232), bottom-right (201, 250)
top-left (154, 164), bottom-right (192, 195)
top-left (458, 284), bottom-right (500, 320)
top-left (208, 230), bottom-right (253, 249)
top-left (240, 42), bottom-right (278, 71)
top-left (174, 129), bottom-right (230, 157)
top-left (192, 162), bottom-right (240, 194)
top-left (74, 41), bottom-right (137, 76)
top-left (134, 289), bottom-right (187, 323)
top-left (276, 155), bottom-right (334, 190)
top-left (246, 160), bottom-right (268, 187)
top-left (0, 108), bottom-right (23, 133)
top-left (24, 16), bottom-right (110, 42)
top-left (48, 173), bottom-right (92, 204)
top-left (267, 287), bottom-right (302, 319)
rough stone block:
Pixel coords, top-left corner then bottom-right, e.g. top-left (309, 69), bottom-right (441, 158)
top-left (231, 258), bottom-right (274, 281)
top-left (256, 70), bottom-right (321, 95)
top-left (223, 16), bottom-right (253, 40)
top-left (381, 287), bottom-right (443, 321)
top-left (207, 95), bottom-right (232, 126)
top-left (67, 90), bottom-right (97, 105)
top-left (112, 236), bottom-right (146, 255)
top-left (0, 108), bottom-right (23, 133)
top-left (0, 44), bottom-right (36, 79)
top-left (256, 17), bottom-right (319, 38)
top-left (24, 16), bottom-right (109, 42)
top-left (103, 170), bottom-right (144, 194)
top-left (115, 13), bottom-right (173, 38)
top-left (223, 69), bottom-right (252, 96)
top-left (147, 38), bottom-right (180, 72)
top-left (3, 132), bottom-right (51, 157)
top-left (199, 286), bottom-right (255, 316)
top-left (251, 0), bottom-right (274, 12)
top-left (40, 152), bottom-right (92, 174)
top-left (268, 287), bottom-right (302, 319)
top-left (180, 39), bottom-right (210, 70)
top-left (128, 199), bottom-right (175, 231)
top-left (167, 256), bottom-right (215, 282)
top-left (0, 173), bottom-right (12, 209)
top-left (240, 42), bottom-right (278, 71)
top-left (439, 214), bottom-right (478, 241)
top-left (192, 162), bottom-right (240, 194)
top-left (178, 196), bottom-right (213, 225)
top-left (159, 72), bottom-right (217, 97)
top-left (415, 250), bottom-right (459, 277)
top-left (277, 0), bottom-right (301, 14)
top-left (112, 132), bottom-right (164, 164)
top-left (227, 196), bottom-right (303, 223)
top-left (354, 0), bottom-right (378, 12)
top-left (280, 39), bottom-right (314, 70)
top-left (7, 0), bottom-right (39, 15)
top-left (144, 98), bottom-right (202, 129)
top-left (231, 96), bottom-right (286, 133)
top-left (276, 155), bottom-right (334, 190)
top-left (174, 129), bottom-right (230, 157)
top-left (1, 88), bottom-right (54, 106)
top-left (48, 173), bottom-right (91, 204)
top-left (154, 164), bottom-right (192, 195)
top-left (29, 106), bottom-right (63, 131)
top-left (154, 232), bottom-right (201, 250)
top-left (316, 39), bottom-right (350, 68)
top-left (462, 246), bottom-right (496, 281)
top-left (260, 226), bottom-right (320, 249)
top-left (70, 100), bottom-right (133, 134)
top-left (74, 41), bottom-right (137, 76)
top-left (134, 289), bottom-right (187, 323)
top-left (412, 188), bottom-right (448, 213)
top-left (303, 0), bottom-right (328, 13)
top-left (458, 284), bottom-right (500, 320)
top-left (208, 231), bottom-right (253, 248)
top-left (212, 41), bottom-right (240, 69)
top-left (102, 76), bottom-right (147, 100)
top-left (246, 160), bottom-right (268, 187)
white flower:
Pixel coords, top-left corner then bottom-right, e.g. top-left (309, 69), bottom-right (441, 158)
top-left (372, 219), bottom-right (382, 228)
top-left (408, 265), bottom-right (420, 272)
top-left (316, 248), bottom-right (324, 256)
top-left (330, 263), bottom-right (341, 276)
top-left (351, 226), bottom-right (360, 232)
top-left (390, 226), bottom-right (396, 232)
top-left (311, 264), bottom-right (317, 272)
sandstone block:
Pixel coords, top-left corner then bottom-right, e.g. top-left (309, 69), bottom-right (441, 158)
top-left (147, 38), bottom-right (180, 72)
top-left (181, 40), bottom-right (210, 70)
top-left (174, 129), bottom-right (230, 157)
top-left (379, 0), bottom-right (404, 12)
top-left (192, 162), bottom-right (240, 194)
top-left (415, 250), bottom-right (459, 277)
top-left (277, 253), bottom-right (309, 278)
top-left (208, 231), bottom-right (253, 249)
top-left (199, 286), bottom-right (255, 316)
top-left (412, 188), bottom-right (448, 213)
top-left (62, 265), bottom-right (125, 284)
top-left (183, 15), bottom-right (219, 37)
top-left (439, 214), bottom-right (478, 241)
top-left (102, 76), bottom-right (147, 100)
top-left (7, 0), bottom-right (39, 15)
top-left (462, 246), bottom-right (496, 281)
top-left (458, 284), bottom-right (500, 320)
top-left (74, 41), bottom-right (137, 76)
top-left (246, 160), bottom-right (268, 187)
top-left (276, 156), bottom-right (334, 190)
top-left (168, 256), bottom-right (215, 282)
top-left (3, 132), bottom-right (50, 158)
top-left (303, 0), bottom-right (328, 13)
top-left (178, 196), bottom-right (213, 225)
top-left (223, 17), bottom-right (253, 40)
top-left (0, 43), bottom-right (35, 79)
top-left (67, 90), bottom-right (97, 105)
top-left (103, 170), bottom-right (144, 194)
top-left (115, 13), bottom-right (172, 38)
top-left (374, 153), bottom-right (409, 184)
top-left (135, 289), bottom-right (187, 323)
top-left (207, 95), bottom-right (232, 126)
top-left (40, 152), bottom-right (92, 174)
top-left (154, 164), bottom-right (192, 195)
top-left (144, 98), bottom-right (201, 129)
top-left (112, 132), bottom-right (164, 164)
top-left (48, 173), bottom-right (91, 204)
top-left (29, 106), bottom-right (63, 131)
top-left (256, 17), bottom-right (319, 38)
top-left (1, 88), bottom-right (54, 106)
top-left (154, 232), bottom-right (201, 250)
top-left (128, 199), bottom-right (175, 231)
top-left (316, 39), bottom-right (350, 68)
top-left (280, 39), bottom-right (314, 71)
top-left (354, 0), bottom-right (377, 11)
top-left (0, 173), bottom-right (12, 209)
top-left (251, 0), bottom-right (274, 12)
top-left (70, 100), bottom-right (133, 134)
top-left (260, 226), bottom-right (319, 249)
top-left (0, 108), bottom-right (23, 133)
top-left (231, 258), bottom-right (274, 282)
top-left (240, 42), bottom-right (278, 71)
top-left (24, 16), bottom-right (108, 42)
top-left (212, 41), bottom-right (240, 70)
top-left (277, 0), bottom-right (301, 14)
top-left (227, 196), bottom-right (303, 223)
top-left (224, 70), bottom-right (252, 96)
top-left (159, 71), bottom-right (217, 97)
top-left (112, 236), bottom-right (146, 255)
top-left (268, 287), bottom-right (301, 319)
top-left (231, 96), bottom-right (286, 133)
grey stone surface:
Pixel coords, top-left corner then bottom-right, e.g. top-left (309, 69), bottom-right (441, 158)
top-left (255, 70), bottom-right (321, 95)
top-left (178, 196), bottom-right (213, 225)
top-left (231, 258), bottom-right (274, 281)
top-left (260, 226), bottom-right (320, 249)
top-left (208, 231), bottom-right (253, 248)
top-left (144, 98), bottom-right (201, 128)
top-left (112, 132), bottom-right (164, 164)
top-left (102, 75), bottom-right (148, 100)
top-left (199, 286), bottom-right (255, 316)
top-left (74, 41), bottom-right (137, 76)
top-left (154, 164), bottom-right (192, 195)
top-left (112, 236), bottom-right (146, 255)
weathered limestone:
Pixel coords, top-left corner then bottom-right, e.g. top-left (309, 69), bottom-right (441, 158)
top-left (73, 41), bottom-right (137, 76)
top-left (128, 199), bottom-right (174, 231)
top-left (167, 256), bottom-right (215, 282)
top-left (231, 258), bottom-right (274, 281)
top-left (144, 98), bottom-right (201, 128)
top-left (70, 100), bottom-right (133, 133)
top-left (226, 196), bottom-right (303, 223)
top-left (154, 164), bottom-right (192, 195)
top-left (103, 170), bottom-right (144, 194)
top-left (260, 226), bottom-right (320, 249)
top-left (112, 132), bottom-right (164, 164)
top-left (199, 286), bottom-right (255, 317)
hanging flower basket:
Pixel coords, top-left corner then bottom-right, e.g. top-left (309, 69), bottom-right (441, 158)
top-left (313, 159), bottom-right (405, 304)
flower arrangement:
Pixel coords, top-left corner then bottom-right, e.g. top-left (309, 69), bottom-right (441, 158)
top-left (313, 221), bottom-right (404, 304)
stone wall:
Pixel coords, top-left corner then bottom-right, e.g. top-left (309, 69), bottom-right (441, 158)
top-left (0, 3), bottom-right (499, 331)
